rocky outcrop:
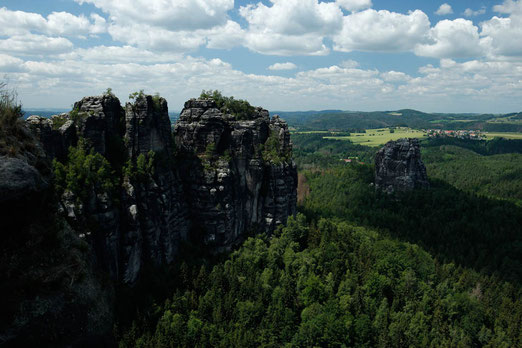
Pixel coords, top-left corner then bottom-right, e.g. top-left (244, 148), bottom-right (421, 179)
top-left (174, 99), bottom-right (297, 250)
top-left (25, 94), bottom-right (295, 284)
top-left (120, 95), bottom-right (190, 283)
top-left (2, 92), bottom-right (296, 346)
top-left (375, 138), bottom-right (429, 193)
top-left (73, 94), bottom-right (125, 158)
top-left (0, 133), bottom-right (113, 347)
top-left (0, 156), bottom-right (48, 204)
top-left (26, 115), bottom-right (76, 161)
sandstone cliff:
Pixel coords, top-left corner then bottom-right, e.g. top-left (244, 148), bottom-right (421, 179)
top-left (26, 93), bottom-right (296, 284)
top-left (375, 138), bottom-right (429, 193)
top-left (1, 92), bottom-right (296, 345)
top-left (174, 99), bottom-right (297, 251)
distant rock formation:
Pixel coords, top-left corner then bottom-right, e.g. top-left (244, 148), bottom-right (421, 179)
top-left (375, 138), bottom-right (429, 193)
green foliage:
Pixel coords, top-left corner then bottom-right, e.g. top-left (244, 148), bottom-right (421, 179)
top-left (204, 143), bottom-right (216, 159)
top-left (423, 145), bottom-right (522, 205)
top-left (123, 151), bottom-right (155, 182)
top-left (0, 81), bottom-right (33, 157)
top-left (129, 89), bottom-right (145, 101)
top-left (291, 133), bottom-right (375, 170)
top-left (51, 115), bottom-right (68, 130)
top-left (53, 139), bottom-right (116, 201)
top-left (422, 136), bottom-right (522, 156)
top-left (301, 164), bottom-right (522, 281)
top-left (262, 130), bottom-right (291, 165)
top-left (116, 132), bottom-right (522, 347)
top-left (68, 106), bottom-right (89, 124)
top-left (119, 215), bottom-right (522, 347)
top-left (152, 92), bottom-right (162, 111)
top-left (104, 87), bottom-right (115, 97)
top-left (200, 90), bottom-right (255, 120)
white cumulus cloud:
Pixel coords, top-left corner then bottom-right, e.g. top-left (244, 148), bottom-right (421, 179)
top-left (480, 0), bottom-right (522, 58)
top-left (0, 7), bottom-right (106, 37)
top-left (75, 0), bottom-right (233, 31)
top-left (435, 3), bottom-right (453, 16)
top-left (463, 7), bottom-right (486, 17)
top-left (239, 0), bottom-right (342, 55)
top-left (333, 9), bottom-right (431, 52)
top-left (336, 0), bottom-right (372, 12)
top-left (268, 62), bottom-right (297, 71)
top-left (415, 19), bottom-right (484, 58)
top-left (0, 34), bottom-right (73, 55)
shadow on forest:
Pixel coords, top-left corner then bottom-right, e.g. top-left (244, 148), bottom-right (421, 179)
top-left (300, 170), bottom-right (522, 283)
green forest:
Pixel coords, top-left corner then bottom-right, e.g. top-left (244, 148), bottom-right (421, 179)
top-left (116, 135), bottom-right (522, 347)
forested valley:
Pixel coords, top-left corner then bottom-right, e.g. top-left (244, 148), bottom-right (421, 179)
top-left (117, 134), bottom-right (522, 347)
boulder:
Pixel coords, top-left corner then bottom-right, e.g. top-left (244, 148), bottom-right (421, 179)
top-left (0, 156), bottom-right (47, 204)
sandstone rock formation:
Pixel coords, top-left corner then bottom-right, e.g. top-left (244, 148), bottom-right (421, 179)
top-left (375, 138), bottom-right (429, 193)
top-left (2, 92), bottom-right (297, 345)
top-left (174, 99), bottom-right (297, 251)
top-left (26, 93), bottom-right (297, 284)
top-left (0, 124), bottom-right (113, 346)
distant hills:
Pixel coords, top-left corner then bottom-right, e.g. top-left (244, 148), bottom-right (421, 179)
top-left (276, 109), bottom-right (522, 132)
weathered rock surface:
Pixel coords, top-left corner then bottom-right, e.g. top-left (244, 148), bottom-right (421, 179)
top-left (120, 95), bottom-right (190, 283)
top-left (174, 99), bottom-right (297, 250)
top-left (375, 138), bottom-right (429, 193)
top-left (0, 156), bottom-right (48, 204)
top-left (0, 140), bottom-right (113, 347)
top-left (2, 92), bottom-right (297, 346)
top-left (26, 115), bottom-right (77, 161)
top-left (74, 94), bottom-right (125, 158)
top-left (25, 94), bottom-right (295, 284)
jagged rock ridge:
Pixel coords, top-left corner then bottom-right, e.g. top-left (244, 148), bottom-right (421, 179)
top-left (26, 93), bottom-right (297, 284)
top-left (374, 138), bottom-right (429, 193)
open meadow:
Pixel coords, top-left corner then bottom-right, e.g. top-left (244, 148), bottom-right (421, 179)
top-left (485, 132), bottom-right (522, 140)
top-left (324, 127), bottom-right (426, 146)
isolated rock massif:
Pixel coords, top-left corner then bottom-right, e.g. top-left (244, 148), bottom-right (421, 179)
top-left (375, 138), bottom-right (429, 193)
top-left (26, 93), bottom-right (297, 284)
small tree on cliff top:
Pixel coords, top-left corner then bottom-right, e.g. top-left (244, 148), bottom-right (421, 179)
top-left (200, 90), bottom-right (255, 120)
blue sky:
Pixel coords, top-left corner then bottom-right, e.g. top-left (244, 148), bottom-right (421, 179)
top-left (1, 0), bottom-right (521, 113)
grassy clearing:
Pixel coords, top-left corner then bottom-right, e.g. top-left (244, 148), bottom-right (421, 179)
top-left (324, 127), bottom-right (426, 146)
top-left (485, 132), bottom-right (522, 140)
top-left (291, 130), bottom-right (342, 134)
top-left (486, 117), bottom-right (522, 124)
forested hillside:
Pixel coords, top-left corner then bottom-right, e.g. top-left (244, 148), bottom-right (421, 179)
top-left (118, 136), bottom-right (522, 347)
top-left (423, 145), bottom-right (522, 205)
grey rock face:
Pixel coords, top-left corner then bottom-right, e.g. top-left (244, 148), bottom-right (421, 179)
top-left (25, 94), bottom-right (296, 284)
top-left (0, 156), bottom-right (48, 203)
top-left (74, 94), bottom-right (125, 158)
top-left (121, 95), bottom-right (190, 283)
top-left (174, 99), bottom-right (297, 250)
top-left (26, 115), bottom-right (77, 161)
top-left (125, 95), bottom-right (173, 157)
top-left (375, 138), bottom-right (429, 193)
